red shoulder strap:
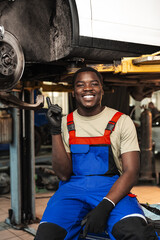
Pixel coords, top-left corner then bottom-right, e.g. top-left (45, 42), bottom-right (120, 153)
top-left (111, 111), bottom-right (123, 124)
top-left (67, 112), bottom-right (73, 124)
top-left (104, 111), bottom-right (123, 135)
top-left (67, 112), bottom-right (75, 138)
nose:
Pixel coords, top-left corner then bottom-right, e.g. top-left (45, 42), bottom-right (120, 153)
top-left (83, 83), bottom-right (93, 91)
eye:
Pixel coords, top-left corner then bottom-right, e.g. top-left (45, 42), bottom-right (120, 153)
top-left (76, 82), bottom-right (84, 87)
top-left (91, 81), bottom-right (99, 86)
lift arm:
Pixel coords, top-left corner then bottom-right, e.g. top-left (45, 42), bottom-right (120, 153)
top-left (87, 51), bottom-right (160, 74)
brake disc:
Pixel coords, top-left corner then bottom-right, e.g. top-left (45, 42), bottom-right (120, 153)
top-left (0, 26), bottom-right (25, 91)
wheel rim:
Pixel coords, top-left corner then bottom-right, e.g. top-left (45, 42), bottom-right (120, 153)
top-left (0, 29), bottom-right (25, 91)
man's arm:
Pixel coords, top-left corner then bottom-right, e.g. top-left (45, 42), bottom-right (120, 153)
top-left (51, 135), bottom-right (72, 181)
top-left (46, 97), bottom-right (72, 181)
top-left (105, 151), bottom-right (140, 204)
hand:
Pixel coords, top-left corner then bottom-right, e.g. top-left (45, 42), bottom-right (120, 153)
top-left (46, 97), bottom-right (62, 135)
top-left (82, 199), bottom-right (114, 237)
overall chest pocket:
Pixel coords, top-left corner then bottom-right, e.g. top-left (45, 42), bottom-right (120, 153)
top-left (70, 144), bottom-right (109, 175)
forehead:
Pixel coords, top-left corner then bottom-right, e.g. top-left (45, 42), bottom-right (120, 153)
top-left (75, 71), bottom-right (100, 83)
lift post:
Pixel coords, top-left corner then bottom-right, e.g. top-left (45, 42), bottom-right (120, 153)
top-left (9, 104), bottom-right (21, 224)
top-left (7, 90), bottom-right (36, 225)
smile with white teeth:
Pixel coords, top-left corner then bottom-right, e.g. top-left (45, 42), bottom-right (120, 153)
top-left (83, 95), bottom-right (94, 100)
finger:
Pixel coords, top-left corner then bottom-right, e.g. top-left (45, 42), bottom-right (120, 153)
top-left (83, 222), bottom-right (90, 238)
top-left (46, 97), bottom-right (52, 108)
top-left (53, 104), bottom-right (62, 113)
top-left (50, 105), bottom-right (61, 114)
top-left (81, 218), bottom-right (87, 227)
top-left (81, 212), bottom-right (91, 227)
top-left (94, 225), bottom-right (101, 233)
top-left (47, 108), bottom-right (53, 118)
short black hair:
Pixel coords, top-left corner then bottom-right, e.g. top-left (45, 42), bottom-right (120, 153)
top-left (72, 67), bottom-right (103, 86)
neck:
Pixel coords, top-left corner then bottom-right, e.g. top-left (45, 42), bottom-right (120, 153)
top-left (77, 105), bottom-right (105, 116)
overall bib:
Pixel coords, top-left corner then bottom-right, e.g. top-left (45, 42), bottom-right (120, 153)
top-left (40, 111), bottom-right (145, 240)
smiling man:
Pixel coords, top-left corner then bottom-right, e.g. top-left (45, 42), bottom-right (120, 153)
top-left (72, 69), bottom-right (104, 115)
top-left (35, 67), bottom-right (158, 240)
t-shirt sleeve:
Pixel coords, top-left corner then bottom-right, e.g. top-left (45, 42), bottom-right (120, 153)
top-left (120, 115), bottom-right (140, 154)
top-left (61, 115), bottom-right (71, 153)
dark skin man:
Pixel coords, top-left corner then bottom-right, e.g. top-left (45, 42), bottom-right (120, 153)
top-left (50, 71), bottom-right (140, 235)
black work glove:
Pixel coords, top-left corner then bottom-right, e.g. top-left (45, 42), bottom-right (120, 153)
top-left (82, 198), bottom-right (114, 237)
top-left (46, 97), bottom-right (62, 135)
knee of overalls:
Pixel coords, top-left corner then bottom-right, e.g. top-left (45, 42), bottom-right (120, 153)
top-left (111, 217), bottom-right (158, 240)
top-left (35, 222), bottom-right (67, 240)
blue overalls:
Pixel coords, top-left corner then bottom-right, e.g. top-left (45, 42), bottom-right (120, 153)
top-left (40, 111), bottom-right (145, 240)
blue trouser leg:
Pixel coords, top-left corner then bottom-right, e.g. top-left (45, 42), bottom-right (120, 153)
top-left (39, 176), bottom-right (147, 240)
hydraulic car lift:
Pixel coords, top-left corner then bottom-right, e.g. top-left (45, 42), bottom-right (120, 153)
top-left (88, 51), bottom-right (160, 74)
top-left (32, 51), bottom-right (160, 96)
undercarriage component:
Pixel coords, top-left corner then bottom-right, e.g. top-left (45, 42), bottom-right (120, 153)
top-left (0, 92), bottom-right (44, 110)
top-left (128, 86), bottom-right (155, 101)
top-left (0, 26), bottom-right (24, 91)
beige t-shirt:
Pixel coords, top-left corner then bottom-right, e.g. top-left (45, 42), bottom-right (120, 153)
top-left (61, 106), bottom-right (140, 174)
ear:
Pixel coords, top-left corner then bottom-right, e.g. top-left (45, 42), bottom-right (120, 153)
top-left (102, 88), bottom-right (104, 96)
top-left (72, 91), bottom-right (75, 98)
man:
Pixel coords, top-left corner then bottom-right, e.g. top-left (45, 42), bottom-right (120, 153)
top-left (148, 102), bottom-right (159, 119)
top-left (35, 67), bottom-right (158, 240)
